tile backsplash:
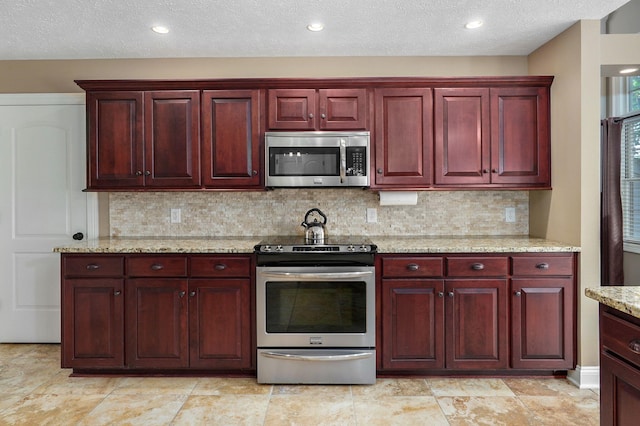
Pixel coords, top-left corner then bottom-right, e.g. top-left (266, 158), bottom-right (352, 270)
top-left (109, 190), bottom-right (529, 237)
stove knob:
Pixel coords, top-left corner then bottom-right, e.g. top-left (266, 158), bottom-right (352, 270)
top-left (263, 245), bottom-right (271, 252)
top-left (360, 245), bottom-right (369, 252)
top-left (347, 245), bottom-right (356, 252)
top-left (276, 245), bottom-right (284, 252)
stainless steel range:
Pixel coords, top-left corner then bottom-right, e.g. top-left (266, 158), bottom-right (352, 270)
top-left (255, 236), bottom-right (377, 384)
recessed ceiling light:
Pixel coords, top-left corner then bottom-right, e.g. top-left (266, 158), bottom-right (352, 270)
top-left (151, 26), bottom-right (170, 34)
top-left (307, 23), bottom-right (324, 32)
top-left (465, 20), bottom-right (483, 29)
top-left (620, 67), bottom-right (639, 74)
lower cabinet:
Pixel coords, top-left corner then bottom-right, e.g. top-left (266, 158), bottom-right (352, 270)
top-left (61, 253), bottom-right (253, 372)
top-left (379, 253), bottom-right (577, 373)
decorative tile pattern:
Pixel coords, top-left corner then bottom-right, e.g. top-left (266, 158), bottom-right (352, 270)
top-left (108, 189), bottom-right (530, 237)
top-left (0, 344), bottom-right (600, 425)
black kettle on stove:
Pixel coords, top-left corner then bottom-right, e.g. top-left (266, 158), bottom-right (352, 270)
top-left (301, 208), bottom-right (327, 244)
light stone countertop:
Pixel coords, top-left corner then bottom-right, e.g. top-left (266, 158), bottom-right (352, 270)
top-left (53, 235), bottom-right (580, 254)
top-left (585, 286), bottom-right (640, 319)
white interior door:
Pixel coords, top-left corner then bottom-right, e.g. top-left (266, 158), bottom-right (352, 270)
top-left (0, 94), bottom-right (96, 343)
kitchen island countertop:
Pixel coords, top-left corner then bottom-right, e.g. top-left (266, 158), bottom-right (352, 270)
top-left (586, 286), bottom-right (640, 319)
top-left (53, 235), bottom-right (579, 254)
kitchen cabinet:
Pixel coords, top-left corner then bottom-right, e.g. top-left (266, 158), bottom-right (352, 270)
top-left (378, 252), bottom-right (576, 373)
top-left (373, 88), bottom-right (433, 188)
top-left (599, 305), bottom-right (640, 425)
top-left (85, 90), bottom-right (201, 190)
top-left (510, 254), bottom-right (575, 369)
top-left (267, 88), bottom-right (368, 130)
top-left (61, 255), bottom-right (125, 368)
top-left (434, 86), bottom-right (550, 188)
top-left (201, 90), bottom-right (262, 188)
top-left (60, 253), bottom-right (253, 373)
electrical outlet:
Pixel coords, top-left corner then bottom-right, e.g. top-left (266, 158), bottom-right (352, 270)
top-left (170, 208), bottom-right (181, 224)
top-left (505, 207), bottom-right (516, 223)
top-left (366, 208), bottom-right (377, 223)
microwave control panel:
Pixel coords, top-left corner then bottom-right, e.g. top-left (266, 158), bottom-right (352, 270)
top-left (346, 147), bottom-right (367, 176)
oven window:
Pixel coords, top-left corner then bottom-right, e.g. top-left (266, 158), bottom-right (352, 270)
top-left (269, 147), bottom-right (339, 176)
top-left (265, 281), bottom-right (366, 333)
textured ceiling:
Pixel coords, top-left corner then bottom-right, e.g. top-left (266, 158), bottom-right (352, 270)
top-left (0, 0), bottom-right (630, 60)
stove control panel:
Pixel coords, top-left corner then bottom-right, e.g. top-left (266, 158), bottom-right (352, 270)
top-left (257, 244), bottom-right (375, 253)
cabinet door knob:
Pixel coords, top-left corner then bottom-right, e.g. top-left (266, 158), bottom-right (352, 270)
top-left (448, 291), bottom-right (454, 297)
top-left (179, 291), bottom-right (186, 298)
top-left (308, 113), bottom-right (314, 119)
top-left (471, 263), bottom-right (485, 271)
top-left (135, 171), bottom-right (143, 176)
top-left (535, 263), bottom-right (550, 270)
top-left (150, 264), bottom-right (164, 271)
top-left (514, 291), bottom-right (522, 296)
top-left (492, 169), bottom-right (497, 173)
top-left (252, 170), bottom-right (258, 176)
top-left (114, 290), bottom-right (121, 296)
top-left (214, 263), bottom-right (227, 270)
top-left (144, 170), bottom-right (151, 176)
top-left (482, 169), bottom-right (489, 174)
top-left (438, 292), bottom-right (444, 298)
top-left (406, 263), bottom-right (419, 271)
top-left (629, 340), bottom-right (640, 354)
top-left (189, 291), bottom-right (196, 297)
top-left (377, 169), bottom-right (383, 174)
top-left (86, 264), bottom-right (100, 270)
top-left (321, 113), bottom-right (326, 119)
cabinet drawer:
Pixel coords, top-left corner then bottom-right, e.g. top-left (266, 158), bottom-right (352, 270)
top-left (190, 256), bottom-right (251, 277)
top-left (601, 311), bottom-right (640, 368)
top-left (512, 255), bottom-right (573, 276)
top-left (446, 257), bottom-right (508, 277)
top-left (381, 257), bottom-right (444, 277)
top-left (63, 255), bottom-right (124, 277)
top-left (126, 256), bottom-right (187, 277)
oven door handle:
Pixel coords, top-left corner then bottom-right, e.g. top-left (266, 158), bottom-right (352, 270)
top-left (259, 271), bottom-right (373, 280)
top-left (260, 351), bottom-right (373, 362)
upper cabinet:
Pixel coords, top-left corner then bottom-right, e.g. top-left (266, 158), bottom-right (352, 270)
top-left (77, 76), bottom-right (552, 192)
top-left (373, 88), bottom-right (433, 188)
top-left (434, 86), bottom-right (550, 189)
top-left (268, 88), bottom-right (368, 130)
top-left (201, 90), bottom-right (262, 189)
top-left (86, 90), bottom-right (201, 190)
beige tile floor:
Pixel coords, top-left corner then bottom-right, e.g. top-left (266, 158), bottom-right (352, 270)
top-left (0, 344), bottom-right (600, 425)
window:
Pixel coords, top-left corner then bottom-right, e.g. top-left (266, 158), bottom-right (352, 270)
top-left (621, 76), bottom-right (640, 252)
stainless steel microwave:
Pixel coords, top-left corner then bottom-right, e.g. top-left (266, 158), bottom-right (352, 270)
top-left (265, 131), bottom-right (370, 188)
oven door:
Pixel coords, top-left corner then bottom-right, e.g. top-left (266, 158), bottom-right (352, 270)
top-left (256, 266), bottom-right (375, 348)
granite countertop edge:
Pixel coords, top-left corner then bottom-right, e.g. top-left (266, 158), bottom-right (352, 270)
top-left (585, 286), bottom-right (640, 319)
top-left (53, 236), bottom-right (581, 254)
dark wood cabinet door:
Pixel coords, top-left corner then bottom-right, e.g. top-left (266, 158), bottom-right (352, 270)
top-left (490, 86), bottom-right (550, 186)
top-left (511, 278), bottom-right (574, 369)
top-left (381, 279), bottom-right (445, 370)
top-left (268, 89), bottom-right (316, 130)
top-left (434, 88), bottom-right (491, 185)
top-left (318, 88), bottom-right (368, 130)
top-left (201, 90), bottom-right (261, 188)
top-left (126, 279), bottom-right (189, 368)
top-left (62, 279), bottom-right (124, 368)
top-left (600, 352), bottom-right (640, 426)
top-left (373, 88), bottom-right (433, 188)
top-left (189, 279), bottom-right (252, 369)
top-left (144, 91), bottom-right (201, 188)
top-left (445, 279), bottom-right (508, 369)
top-left (87, 91), bottom-right (144, 189)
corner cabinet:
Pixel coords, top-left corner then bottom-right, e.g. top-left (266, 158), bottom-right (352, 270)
top-left (61, 253), bottom-right (254, 373)
top-left (378, 252), bottom-right (576, 373)
top-left (86, 90), bottom-right (201, 190)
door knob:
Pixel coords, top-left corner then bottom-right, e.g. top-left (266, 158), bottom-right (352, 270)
top-left (72, 232), bottom-right (84, 241)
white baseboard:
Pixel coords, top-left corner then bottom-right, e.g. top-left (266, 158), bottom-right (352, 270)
top-left (567, 365), bottom-right (600, 389)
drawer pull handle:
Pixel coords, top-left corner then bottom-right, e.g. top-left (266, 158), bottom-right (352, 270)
top-left (86, 264), bottom-right (100, 270)
top-left (214, 264), bottom-right (227, 270)
top-left (471, 263), bottom-right (485, 271)
top-left (536, 263), bottom-right (550, 270)
top-left (629, 340), bottom-right (640, 354)
top-left (406, 263), bottom-right (419, 271)
top-left (150, 264), bottom-right (164, 271)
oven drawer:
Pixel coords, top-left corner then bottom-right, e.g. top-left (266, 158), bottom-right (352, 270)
top-left (126, 256), bottom-right (188, 277)
top-left (190, 256), bottom-right (251, 277)
top-left (257, 349), bottom-right (376, 384)
top-left (382, 257), bottom-right (444, 278)
top-left (446, 256), bottom-right (508, 277)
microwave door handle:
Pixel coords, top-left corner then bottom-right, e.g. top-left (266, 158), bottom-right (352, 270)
top-left (340, 139), bottom-right (347, 183)
top-left (260, 271), bottom-right (373, 280)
